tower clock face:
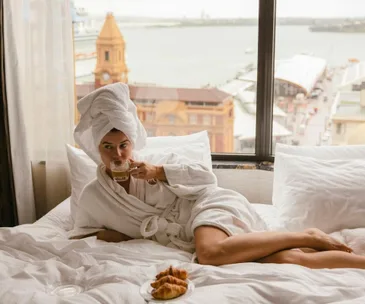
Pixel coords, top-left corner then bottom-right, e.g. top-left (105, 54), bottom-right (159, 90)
top-left (102, 72), bottom-right (110, 81)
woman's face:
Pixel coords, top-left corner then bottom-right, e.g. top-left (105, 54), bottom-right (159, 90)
top-left (99, 130), bottom-right (133, 170)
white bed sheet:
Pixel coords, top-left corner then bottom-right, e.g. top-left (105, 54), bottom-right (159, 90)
top-left (1, 198), bottom-right (365, 303)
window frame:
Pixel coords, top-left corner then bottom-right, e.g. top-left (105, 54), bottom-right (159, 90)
top-left (212, 0), bottom-right (276, 163)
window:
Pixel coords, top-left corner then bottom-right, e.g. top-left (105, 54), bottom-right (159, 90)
top-left (74, 1), bottom-right (259, 156)
top-left (146, 112), bottom-right (155, 122)
top-left (189, 114), bottom-right (197, 125)
top-left (336, 123), bottom-right (343, 135)
top-left (272, 0), bottom-right (365, 152)
top-left (203, 115), bottom-right (211, 126)
top-left (167, 114), bottom-right (175, 124)
top-left (73, 1), bottom-right (365, 160)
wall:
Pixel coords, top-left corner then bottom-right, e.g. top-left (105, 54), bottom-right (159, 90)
top-left (213, 169), bottom-right (273, 204)
top-left (332, 120), bottom-right (364, 145)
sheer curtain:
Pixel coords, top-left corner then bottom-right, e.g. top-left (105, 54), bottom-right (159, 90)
top-left (4, 0), bottom-right (74, 222)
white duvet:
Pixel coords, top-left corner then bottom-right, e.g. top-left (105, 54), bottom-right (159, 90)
top-left (1, 200), bottom-right (365, 304)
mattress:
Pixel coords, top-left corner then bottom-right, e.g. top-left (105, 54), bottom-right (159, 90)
top-left (1, 198), bottom-right (365, 303)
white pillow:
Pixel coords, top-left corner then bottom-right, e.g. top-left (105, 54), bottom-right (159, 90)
top-left (273, 144), bottom-right (365, 206)
top-left (66, 144), bottom-right (97, 221)
top-left (274, 152), bottom-right (365, 233)
top-left (146, 131), bottom-right (212, 169)
top-left (66, 131), bottom-right (212, 221)
top-left (275, 143), bottom-right (365, 159)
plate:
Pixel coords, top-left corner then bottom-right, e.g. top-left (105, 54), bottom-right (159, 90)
top-left (140, 279), bottom-right (194, 303)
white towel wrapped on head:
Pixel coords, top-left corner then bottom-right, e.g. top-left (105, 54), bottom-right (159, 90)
top-left (74, 83), bottom-right (147, 164)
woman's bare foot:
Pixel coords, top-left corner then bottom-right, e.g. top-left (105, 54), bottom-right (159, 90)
top-left (305, 228), bottom-right (352, 253)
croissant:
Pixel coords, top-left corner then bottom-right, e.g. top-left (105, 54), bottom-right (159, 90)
top-left (151, 275), bottom-right (188, 289)
top-left (156, 266), bottom-right (188, 280)
top-left (152, 283), bottom-right (187, 300)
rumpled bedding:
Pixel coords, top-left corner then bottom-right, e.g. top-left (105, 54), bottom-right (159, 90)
top-left (1, 199), bottom-right (365, 304)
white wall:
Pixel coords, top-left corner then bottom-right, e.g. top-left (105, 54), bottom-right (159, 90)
top-left (213, 169), bottom-right (274, 204)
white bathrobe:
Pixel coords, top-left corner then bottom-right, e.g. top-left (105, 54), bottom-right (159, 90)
top-left (72, 152), bottom-right (268, 253)
top-left (72, 83), bottom-right (267, 253)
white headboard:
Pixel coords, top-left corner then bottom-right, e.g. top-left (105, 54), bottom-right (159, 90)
top-left (213, 169), bottom-right (273, 205)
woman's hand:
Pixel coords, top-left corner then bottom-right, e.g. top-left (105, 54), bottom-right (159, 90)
top-left (96, 230), bottom-right (133, 243)
top-left (305, 228), bottom-right (353, 253)
top-left (129, 160), bottom-right (167, 182)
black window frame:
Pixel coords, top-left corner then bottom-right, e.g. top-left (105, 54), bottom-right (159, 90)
top-left (212, 0), bottom-right (276, 163)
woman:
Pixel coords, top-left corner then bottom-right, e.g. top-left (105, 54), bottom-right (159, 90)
top-left (72, 83), bottom-right (365, 269)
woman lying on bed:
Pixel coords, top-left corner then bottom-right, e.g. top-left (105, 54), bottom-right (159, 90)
top-left (72, 82), bottom-right (365, 270)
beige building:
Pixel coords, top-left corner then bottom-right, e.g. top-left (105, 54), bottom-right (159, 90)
top-left (94, 13), bottom-right (129, 88)
top-left (331, 82), bottom-right (365, 145)
top-left (76, 13), bottom-right (234, 152)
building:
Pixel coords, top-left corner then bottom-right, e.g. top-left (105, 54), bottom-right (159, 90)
top-left (76, 13), bottom-right (234, 152)
top-left (331, 82), bottom-right (365, 145)
top-left (220, 73), bottom-right (292, 153)
top-left (338, 61), bottom-right (365, 92)
top-left (94, 13), bottom-right (128, 88)
top-left (129, 85), bottom-right (234, 152)
top-left (233, 101), bottom-right (292, 153)
top-left (274, 55), bottom-right (327, 97)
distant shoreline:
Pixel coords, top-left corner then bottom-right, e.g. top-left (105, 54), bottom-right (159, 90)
top-left (107, 16), bottom-right (365, 27)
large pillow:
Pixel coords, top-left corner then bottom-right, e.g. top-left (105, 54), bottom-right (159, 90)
top-left (273, 144), bottom-right (365, 206)
top-left (66, 131), bottom-right (212, 221)
top-left (273, 152), bottom-right (365, 233)
top-left (145, 131), bottom-right (212, 169)
top-left (275, 143), bottom-right (365, 159)
top-left (66, 144), bottom-right (97, 220)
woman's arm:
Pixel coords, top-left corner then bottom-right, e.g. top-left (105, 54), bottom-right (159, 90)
top-left (129, 153), bottom-right (217, 200)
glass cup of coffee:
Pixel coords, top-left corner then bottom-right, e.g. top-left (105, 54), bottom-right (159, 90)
top-left (110, 160), bottom-right (130, 182)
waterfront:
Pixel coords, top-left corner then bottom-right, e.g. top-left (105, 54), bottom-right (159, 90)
top-left (75, 25), bottom-right (365, 87)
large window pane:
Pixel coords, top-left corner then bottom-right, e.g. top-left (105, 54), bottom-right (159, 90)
top-left (273, 0), bottom-right (365, 151)
top-left (73, 0), bottom-right (259, 153)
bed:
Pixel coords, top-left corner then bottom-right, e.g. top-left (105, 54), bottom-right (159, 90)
top-left (2, 197), bottom-right (365, 304)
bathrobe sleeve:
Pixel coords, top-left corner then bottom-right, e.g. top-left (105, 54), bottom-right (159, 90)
top-left (159, 153), bottom-right (218, 200)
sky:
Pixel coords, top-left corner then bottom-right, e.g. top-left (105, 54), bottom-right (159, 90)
top-left (74, 0), bottom-right (365, 18)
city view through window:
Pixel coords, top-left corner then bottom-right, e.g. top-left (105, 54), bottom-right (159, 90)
top-left (73, 0), bottom-right (365, 154)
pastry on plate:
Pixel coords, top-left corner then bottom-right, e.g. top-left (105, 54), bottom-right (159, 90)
top-left (151, 275), bottom-right (188, 289)
top-left (155, 265), bottom-right (188, 280)
top-left (152, 283), bottom-right (187, 300)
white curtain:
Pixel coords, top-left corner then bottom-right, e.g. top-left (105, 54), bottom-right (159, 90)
top-left (4, 0), bottom-right (75, 223)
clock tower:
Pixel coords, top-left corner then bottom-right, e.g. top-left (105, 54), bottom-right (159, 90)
top-left (94, 13), bottom-right (128, 89)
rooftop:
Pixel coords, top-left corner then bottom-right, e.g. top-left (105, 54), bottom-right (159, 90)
top-left (129, 85), bottom-right (231, 103)
top-left (76, 83), bottom-right (95, 97)
top-left (275, 55), bottom-right (327, 95)
top-left (234, 55), bottom-right (327, 96)
top-left (97, 13), bottom-right (124, 42)
top-left (76, 83), bottom-right (232, 103)
top-left (235, 90), bottom-right (287, 117)
top-left (339, 61), bottom-right (365, 91)
top-left (234, 100), bottom-right (291, 139)
top-left (219, 79), bottom-right (254, 96)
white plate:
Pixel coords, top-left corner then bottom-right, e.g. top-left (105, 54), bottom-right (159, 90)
top-left (140, 279), bottom-right (194, 303)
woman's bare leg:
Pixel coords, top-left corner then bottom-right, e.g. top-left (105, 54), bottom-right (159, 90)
top-left (259, 249), bottom-right (365, 269)
top-left (194, 226), bottom-right (352, 266)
